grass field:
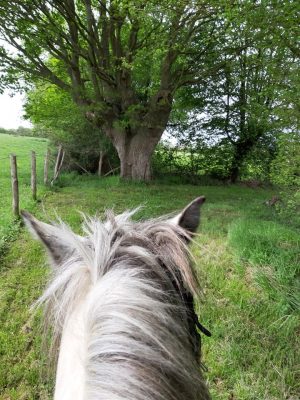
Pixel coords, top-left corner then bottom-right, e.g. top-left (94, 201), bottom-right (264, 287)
top-left (0, 153), bottom-right (299, 398)
top-left (0, 134), bottom-right (48, 256)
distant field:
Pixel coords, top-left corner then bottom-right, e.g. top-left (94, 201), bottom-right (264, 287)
top-left (0, 133), bottom-right (48, 254)
top-left (0, 175), bottom-right (299, 399)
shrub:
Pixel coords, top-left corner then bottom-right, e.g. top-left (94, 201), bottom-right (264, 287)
top-left (270, 133), bottom-right (300, 227)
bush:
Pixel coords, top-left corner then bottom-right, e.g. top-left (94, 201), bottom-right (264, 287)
top-left (152, 138), bottom-right (276, 183)
top-left (270, 133), bottom-right (300, 226)
top-left (152, 142), bottom-right (234, 182)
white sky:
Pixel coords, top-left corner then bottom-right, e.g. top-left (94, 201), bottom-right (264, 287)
top-left (0, 39), bottom-right (32, 129)
top-left (0, 90), bottom-right (32, 129)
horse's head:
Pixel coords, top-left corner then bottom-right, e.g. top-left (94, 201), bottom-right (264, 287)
top-left (22, 196), bottom-right (205, 267)
top-left (22, 196), bottom-right (210, 400)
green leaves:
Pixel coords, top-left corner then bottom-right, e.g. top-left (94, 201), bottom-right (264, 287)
top-left (170, 0), bottom-right (299, 181)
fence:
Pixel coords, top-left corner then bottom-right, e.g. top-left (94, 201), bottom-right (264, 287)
top-left (2, 144), bottom-right (119, 220)
top-left (1, 147), bottom-right (62, 219)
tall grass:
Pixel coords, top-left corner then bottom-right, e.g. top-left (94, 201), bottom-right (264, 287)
top-left (228, 219), bottom-right (300, 315)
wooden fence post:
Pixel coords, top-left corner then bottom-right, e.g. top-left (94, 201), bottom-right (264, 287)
top-left (10, 154), bottom-right (19, 218)
top-left (51, 145), bottom-right (65, 186)
top-left (44, 148), bottom-right (50, 185)
top-left (98, 151), bottom-right (104, 177)
top-left (31, 151), bottom-right (37, 201)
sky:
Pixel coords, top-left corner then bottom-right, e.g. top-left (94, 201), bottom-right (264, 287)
top-left (0, 39), bottom-right (32, 129)
top-left (0, 91), bottom-right (32, 129)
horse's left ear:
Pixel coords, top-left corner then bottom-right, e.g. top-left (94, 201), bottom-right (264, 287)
top-left (171, 196), bottom-right (206, 235)
top-left (21, 210), bottom-right (76, 266)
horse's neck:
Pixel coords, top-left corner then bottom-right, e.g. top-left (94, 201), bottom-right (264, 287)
top-left (54, 301), bottom-right (86, 400)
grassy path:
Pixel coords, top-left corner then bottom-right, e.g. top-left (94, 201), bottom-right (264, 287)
top-left (0, 176), bottom-right (299, 399)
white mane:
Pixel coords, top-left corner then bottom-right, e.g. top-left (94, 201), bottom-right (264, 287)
top-left (24, 202), bottom-right (210, 400)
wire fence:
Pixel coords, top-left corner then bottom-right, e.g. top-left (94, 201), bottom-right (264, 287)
top-left (0, 148), bottom-right (56, 219)
top-left (0, 154), bottom-right (56, 161)
top-left (0, 154), bottom-right (47, 160)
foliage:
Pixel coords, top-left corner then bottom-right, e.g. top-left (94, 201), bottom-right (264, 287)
top-left (0, 0), bottom-right (228, 179)
top-left (1, 176), bottom-right (299, 399)
top-left (152, 141), bottom-right (233, 182)
top-left (152, 139), bottom-right (273, 183)
top-left (0, 1), bottom-right (224, 99)
top-left (25, 83), bottom-right (118, 173)
top-left (0, 126), bottom-right (35, 137)
top-left (270, 132), bottom-right (300, 226)
top-left (239, 142), bottom-right (275, 181)
top-left (271, 133), bottom-right (300, 187)
top-left (168, 0), bottom-right (299, 182)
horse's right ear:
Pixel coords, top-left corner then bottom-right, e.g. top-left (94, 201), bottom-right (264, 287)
top-left (21, 210), bottom-right (75, 266)
top-left (170, 196), bottom-right (206, 236)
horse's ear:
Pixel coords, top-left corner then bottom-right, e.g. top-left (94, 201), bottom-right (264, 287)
top-left (21, 210), bottom-right (74, 266)
top-left (171, 196), bottom-right (206, 235)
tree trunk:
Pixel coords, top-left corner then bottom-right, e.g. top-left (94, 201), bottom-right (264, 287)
top-left (228, 142), bottom-right (247, 183)
top-left (228, 137), bottom-right (257, 183)
top-left (102, 90), bottom-right (172, 181)
top-left (229, 164), bottom-right (240, 183)
top-left (106, 127), bottom-right (163, 181)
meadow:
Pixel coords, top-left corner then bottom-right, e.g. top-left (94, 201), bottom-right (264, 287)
top-left (0, 135), bottom-right (299, 400)
top-left (0, 133), bottom-right (48, 255)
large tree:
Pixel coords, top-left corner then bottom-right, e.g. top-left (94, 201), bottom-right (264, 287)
top-left (0, 0), bottom-right (223, 180)
top-left (170, 0), bottom-right (299, 182)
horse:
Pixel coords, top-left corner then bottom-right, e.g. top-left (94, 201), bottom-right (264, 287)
top-left (22, 196), bottom-right (211, 400)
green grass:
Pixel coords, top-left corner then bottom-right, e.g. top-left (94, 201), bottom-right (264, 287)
top-left (228, 219), bottom-right (300, 314)
top-left (0, 234), bottom-right (52, 399)
top-left (0, 173), bottom-right (299, 399)
top-left (0, 133), bottom-right (48, 255)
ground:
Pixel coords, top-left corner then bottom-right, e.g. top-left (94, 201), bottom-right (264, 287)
top-left (0, 135), bottom-right (299, 399)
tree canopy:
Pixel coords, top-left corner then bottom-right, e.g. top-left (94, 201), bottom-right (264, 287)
top-left (0, 0), bottom-right (226, 179)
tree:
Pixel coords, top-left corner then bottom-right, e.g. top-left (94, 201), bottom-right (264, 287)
top-left (25, 83), bottom-right (118, 174)
top-left (169, 0), bottom-right (299, 182)
top-left (0, 0), bottom-right (223, 180)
